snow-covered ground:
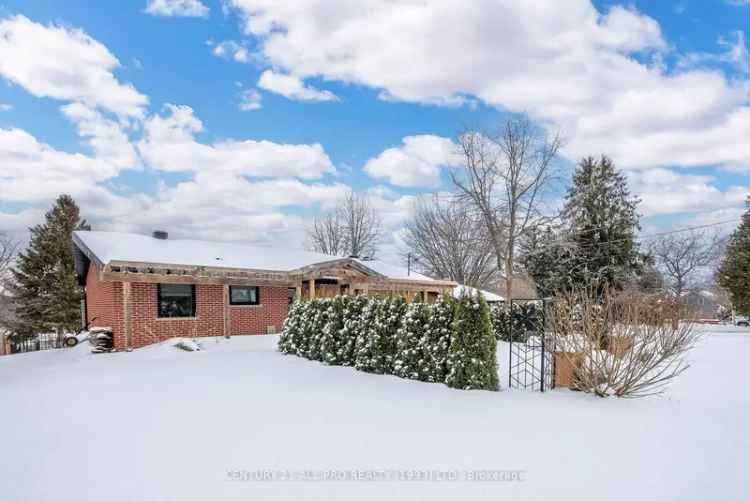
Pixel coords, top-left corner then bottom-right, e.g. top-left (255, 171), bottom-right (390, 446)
top-left (1, 326), bottom-right (748, 501)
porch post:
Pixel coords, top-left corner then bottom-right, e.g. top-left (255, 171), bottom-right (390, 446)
top-left (309, 279), bottom-right (315, 299)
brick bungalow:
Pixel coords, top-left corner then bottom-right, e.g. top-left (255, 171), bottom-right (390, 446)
top-left (73, 230), bottom-right (456, 350)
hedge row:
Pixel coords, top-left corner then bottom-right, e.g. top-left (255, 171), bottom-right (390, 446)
top-left (278, 294), bottom-right (498, 391)
top-left (490, 301), bottom-right (544, 342)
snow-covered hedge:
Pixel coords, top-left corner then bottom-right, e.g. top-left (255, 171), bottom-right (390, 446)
top-left (490, 301), bottom-right (544, 342)
top-left (279, 294), bottom-right (498, 391)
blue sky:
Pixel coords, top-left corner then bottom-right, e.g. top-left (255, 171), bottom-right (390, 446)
top-left (0, 0), bottom-right (748, 262)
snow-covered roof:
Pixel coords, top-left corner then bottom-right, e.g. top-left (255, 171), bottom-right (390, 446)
top-left (452, 284), bottom-right (504, 303)
top-left (73, 231), bottom-right (434, 282)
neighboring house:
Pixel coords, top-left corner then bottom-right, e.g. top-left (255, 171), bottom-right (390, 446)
top-left (682, 290), bottom-right (721, 320)
top-left (73, 231), bottom-right (456, 350)
top-left (453, 285), bottom-right (504, 304)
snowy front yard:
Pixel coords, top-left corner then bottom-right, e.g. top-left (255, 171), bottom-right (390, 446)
top-left (1, 327), bottom-right (748, 501)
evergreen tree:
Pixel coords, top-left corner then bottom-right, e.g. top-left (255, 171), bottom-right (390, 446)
top-left (524, 156), bottom-right (643, 295)
top-left (338, 295), bottom-right (368, 365)
top-left (422, 295), bottom-right (454, 382)
top-left (9, 195), bottom-right (90, 336)
top-left (354, 296), bottom-right (404, 374)
top-left (304, 299), bottom-right (330, 361)
top-left (521, 226), bottom-right (578, 297)
top-left (279, 299), bottom-right (308, 355)
top-left (564, 156), bottom-right (643, 290)
top-left (719, 197), bottom-right (750, 315)
top-left (446, 293), bottom-right (499, 391)
top-left (320, 295), bottom-right (349, 365)
top-left (393, 301), bottom-right (430, 380)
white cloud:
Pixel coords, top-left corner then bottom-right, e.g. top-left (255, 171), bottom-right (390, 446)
top-left (138, 104), bottom-right (336, 178)
top-left (228, 0), bottom-right (750, 171)
top-left (679, 31), bottom-right (750, 74)
top-left (209, 40), bottom-right (250, 63)
top-left (720, 31), bottom-right (750, 73)
top-left (238, 88), bottom-right (262, 110)
top-left (60, 102), bottom-right (139, 168)
top-left (0, 15), bottom-right (147, 118)
top-left (628, 168), bottom-right (749, 216)
top-left (0, 127), bottom-right (120, 202)
top-left (257, 70), bottom-right (338, 102)
top-left (0, 103), bottom-right (12, 111)
top-left (364, 135), bottom-right (462, 187)
top-left (145, 0), bottom-right (209, 18)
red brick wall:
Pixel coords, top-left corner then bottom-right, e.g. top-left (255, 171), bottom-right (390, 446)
top-left (84, 263), bottom-right (289, 350)
top-left (229, 286), bottom-right (288, 335)
top-left (85, 263), bottom-right (122, 334)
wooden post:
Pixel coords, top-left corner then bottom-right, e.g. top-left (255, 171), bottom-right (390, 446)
top-left (309, 279), bottom-right (315, 299)
top-left (223, 285), bottom-right (230, 337)
top-left (295, 284), bottom-right (302, 301)
top-left (123, 281), bottom-right (132, 349)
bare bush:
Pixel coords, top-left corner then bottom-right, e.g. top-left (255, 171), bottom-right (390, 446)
top-left (550, 287), bottom-right (700, 398)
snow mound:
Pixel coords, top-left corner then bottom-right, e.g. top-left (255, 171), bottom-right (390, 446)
top-left (171, 338), bottom-right (203, 352)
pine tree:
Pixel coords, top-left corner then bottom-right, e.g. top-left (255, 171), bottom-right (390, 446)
top-left (719, 197), bottom-right (750, 315)
top-left (524, 156), bottom-right (643, 295)
top-left (521, 226), bottom-right (579, 297)
top-left (564, 156), bottom-right (643, 291)
top-left (446, 293), bottom-right (499, 391)
top-left (9, 195), bottom-right (90, 336)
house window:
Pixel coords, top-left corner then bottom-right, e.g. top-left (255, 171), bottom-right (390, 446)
top-left (158, 284), bottom-right (196, 318)
top-left (288, 287), bottom-right (297, 305)
top-left (230, 286), bottom-right (260, 305)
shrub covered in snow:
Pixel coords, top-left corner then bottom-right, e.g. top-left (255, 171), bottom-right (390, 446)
top-left (549, 287), bottom-right (700, 397)
top-left (356, 296), bottom-right (405, 374)
top-left (279, 293), bottom-right (499, 391)
top-left (422, 295), bottom-right (453, 382)
top-left (490, 301), bottom-right (544, 342)
top-left (446, 293), bottom-right (499, 391)
top-left (393, 300), bottom-right (430, 380)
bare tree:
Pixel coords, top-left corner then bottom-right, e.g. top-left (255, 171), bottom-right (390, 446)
top-left (0, 232), bottom-right (20, 337)
top-left (451, 116), bottom-right (562, 301)
top-left (648, 230), bottom-right (723, 299)
top-left (0, 232), bottom-right (18, 279)
top-left (403, 195), bottom-right (499, 287)
top-left (306, 211), bottom-right (346, 256)
top-left (306, 192), bottom-right (382, 258)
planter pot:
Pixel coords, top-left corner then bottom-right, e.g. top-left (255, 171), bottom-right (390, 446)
top-left (606, 335), bottom-right (633, 358)
top-left (554, 351), bottom-right (584, 389)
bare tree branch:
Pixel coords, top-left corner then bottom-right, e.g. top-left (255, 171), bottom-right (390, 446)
top-left (403, 195), bottom-right (499, 287)
top-left (306, 192), bottom-right (382, 258)
top-left (647, 230), bottom-right (724, 299)
top-left (451, 115), bottom-right (562, 301)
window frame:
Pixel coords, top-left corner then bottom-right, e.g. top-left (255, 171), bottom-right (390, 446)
top-left (157, 283), bottom-right (197, 318)
top-left (229, 285), bottom-right (260, 306)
